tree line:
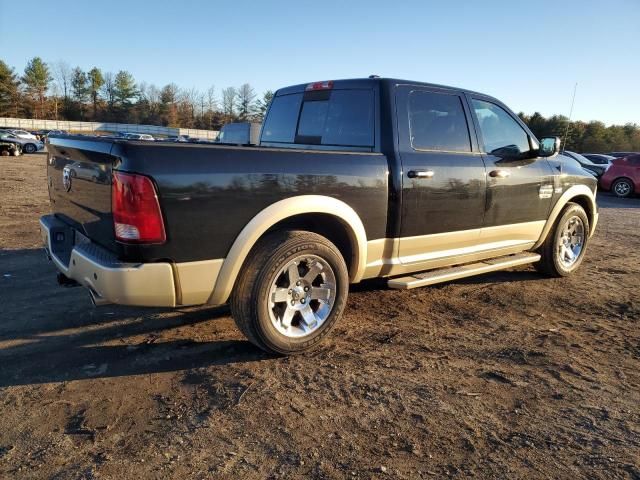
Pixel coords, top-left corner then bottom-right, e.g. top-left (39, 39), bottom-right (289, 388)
top-left (0, 57), bottom-right (638, 151)
top-left (518, 112), bottom-right (640, 154)
top-left (0, 57), bottom-right (273, 130)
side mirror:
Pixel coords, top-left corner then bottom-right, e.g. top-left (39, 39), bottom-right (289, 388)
top-left (539, 136), bottom-right (561, 157)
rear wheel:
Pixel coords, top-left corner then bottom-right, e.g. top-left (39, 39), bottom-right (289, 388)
top-left (535, 202), bottom-right (589, 277)
top-left (0, 149), bottom-right (9, 157)
top-left (23, 143), bottom-right (37, 154)
top-left (230, 230), bottom-right (349, 355)
top-left (612, 178), bottom-right (634, 198)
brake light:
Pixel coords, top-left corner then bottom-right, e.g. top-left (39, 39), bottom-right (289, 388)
top-left (305, 80), bottom-right (334, 91)
top-left (112, 171), bottom-right (166, 243)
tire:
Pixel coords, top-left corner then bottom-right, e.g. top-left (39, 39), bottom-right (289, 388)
top-left (23, 143), bottom-right (37, 154)
top-left (230, 230), bottom-right (349, 355)
top-left (535, 202), bottom-right (590, 277)
top-left (611, 178), bottom-right (634, 198)
top-left (0, 149), bottom-right (9, 157)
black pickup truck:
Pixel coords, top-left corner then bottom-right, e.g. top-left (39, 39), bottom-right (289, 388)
top-left (41, 77), bottom-right (598, 354)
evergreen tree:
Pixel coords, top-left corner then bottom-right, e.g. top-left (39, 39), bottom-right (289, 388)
top-left (22, 57), bottom-right (51, 118)
top-left (113, 70), bottom-right (137, 105)
top-left (0, 60), bottom-right (20, 117)
top-left (254, 90), bottom-right (274, 120)
top-left (88, 67), bottom-right (104, 118)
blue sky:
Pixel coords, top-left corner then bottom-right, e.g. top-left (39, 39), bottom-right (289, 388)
top-left (1, 0), bottom-right (639, 125)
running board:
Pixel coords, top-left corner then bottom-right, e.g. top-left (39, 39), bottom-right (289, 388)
top-left (387, 252), bottom-right (541, 290)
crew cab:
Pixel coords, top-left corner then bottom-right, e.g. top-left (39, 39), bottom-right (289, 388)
top-left (41, 78), bottom-right (598, 354)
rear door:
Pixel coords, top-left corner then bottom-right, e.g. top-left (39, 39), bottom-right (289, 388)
top-left (396, 86), bottom-right (487, 264)
top-left (467, 96), bottom-right (555, 244)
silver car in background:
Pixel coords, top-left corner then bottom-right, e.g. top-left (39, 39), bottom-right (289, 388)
top-left (0, 132), bottom-right (44, 154)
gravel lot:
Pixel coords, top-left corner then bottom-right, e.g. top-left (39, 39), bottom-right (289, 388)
top-left (0, 154), bottom-right (639, 479)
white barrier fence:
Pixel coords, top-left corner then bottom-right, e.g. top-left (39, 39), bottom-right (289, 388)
top-left (0, 117), bottom-right (219, 140)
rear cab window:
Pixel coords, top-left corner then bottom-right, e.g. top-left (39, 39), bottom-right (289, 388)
top-left (261, 86), bottom-right (375, 150)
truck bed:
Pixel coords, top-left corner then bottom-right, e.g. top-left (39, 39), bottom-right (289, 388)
top-left (46, 136), bottom-right (390, 264)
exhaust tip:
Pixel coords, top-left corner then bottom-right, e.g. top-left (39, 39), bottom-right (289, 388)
top-left (88, 288), bottom-right (111, 307)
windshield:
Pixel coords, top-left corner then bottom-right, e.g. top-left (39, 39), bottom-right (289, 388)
top-left (567, 151), bottom-right (597, 165)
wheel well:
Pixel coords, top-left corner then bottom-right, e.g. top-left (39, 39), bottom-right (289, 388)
top-left (612, 176), bottom-right (635, 186)
top-left (264, 213), bottom-right (356, 276)
top-left (569, 195), bottom-right (595, 231)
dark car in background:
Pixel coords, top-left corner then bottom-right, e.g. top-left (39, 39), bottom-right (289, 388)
top-left (582, 153), bottom-right (615, 165)
top-left (599, 154), bottom-right (640, 198)
top-left (0, 141), bottom-right (21, 156)
top-left (561, 151), bottom-right (608, 177)
top-left (608, 152), bottom-right (639, 158)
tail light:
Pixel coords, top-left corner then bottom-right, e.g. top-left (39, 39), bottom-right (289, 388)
top-left (112, 171), bottom-right (166, 243)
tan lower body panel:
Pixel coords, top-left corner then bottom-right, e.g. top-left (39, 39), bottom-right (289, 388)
top-left (175, 259), bottom-right (224, 306)
top-left (362, 221), bottom-right (544, 280)
top-left (69, 248), bottom-right (177, 307)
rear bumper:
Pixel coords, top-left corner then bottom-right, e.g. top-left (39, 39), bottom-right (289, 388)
top-left (40, 215), bottom-right (177, 307)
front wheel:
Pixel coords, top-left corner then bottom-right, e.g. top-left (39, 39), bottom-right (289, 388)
top-left (535, 202), bottom-right (589, 277)
top-left (23, 143), bottom-right (37, 154)
top-left (231, 230), bottom-right (349, 355)
top-left (612, 178), bottom-right (634, 198)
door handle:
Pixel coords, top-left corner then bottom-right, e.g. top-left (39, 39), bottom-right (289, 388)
top-left (408, 169), bottom-right (435, 179)
top-left (489, 169), bottom-right (511, 178)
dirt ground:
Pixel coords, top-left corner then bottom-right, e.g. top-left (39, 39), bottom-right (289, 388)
top-left (0, 154), bottom-right (638, 480)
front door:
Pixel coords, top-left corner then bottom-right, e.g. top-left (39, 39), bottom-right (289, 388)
top-left (396, 86), bottom-right (487, 265)
top-left (467, 96), bottom-right (555, 246)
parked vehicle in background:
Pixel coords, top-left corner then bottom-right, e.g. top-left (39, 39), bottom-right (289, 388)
top-left (32, 129), bottom-right (67, 140)
top-left (217, 122), bottom-right (261, 145)
top-left (122, 133), bottom-right (155, 141)
top-left (607, 152), bottom-right (639, 158)
top-left (0, 132), bottom-right (44, 154)
top-left (0, 141), bottom-right (21, 156)
top-left (41, 77), bottom-right (598, 355)
top-left (582, 153), bottom-right (615, 165)
top-left (3, 129), bottom-right (38, 140)
top-left (561, 151), bottom-right (608, 177)
top-left (599, 154), bottom-right (640, 198)
top-left (559, 154), bottom-right (597, 178)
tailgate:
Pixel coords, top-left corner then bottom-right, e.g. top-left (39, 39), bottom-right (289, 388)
top-left (47, 136), bottom-right (117, 252)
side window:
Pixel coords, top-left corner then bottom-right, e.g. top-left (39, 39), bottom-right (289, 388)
top-left (408, 91), bottom-right (471, 152)
top-left (261, 93), bottom-right (303, 143)
top-left (472, 99), bottom-right (530, 155)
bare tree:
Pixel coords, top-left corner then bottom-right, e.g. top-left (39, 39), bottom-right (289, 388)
top-left (53, 61), bottom-right (72, 100)
top-left (206, 85), bottom-right (217, 113)
top-left (101, 71), bottom-right (116, 110)
top-left (221, 87), bottom-right (237, 119)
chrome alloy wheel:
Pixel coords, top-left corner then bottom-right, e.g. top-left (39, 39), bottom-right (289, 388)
top-left (268, 255), bottom-right (336, 338)
top-left (614, 180), bottom-right (631, 197)
top-left (557, 215), bottom-right (585, 268)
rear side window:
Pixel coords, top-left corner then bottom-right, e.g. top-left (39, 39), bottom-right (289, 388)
top-left (262, 89), bottom-right (374, 148)
top-left (261, 93), bottom-right (303, 143)
top-left (408, 91), bottom-right (471, 152)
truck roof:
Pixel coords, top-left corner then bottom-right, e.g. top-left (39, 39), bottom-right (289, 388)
top-left (276, 77), bottom-right (489, 99)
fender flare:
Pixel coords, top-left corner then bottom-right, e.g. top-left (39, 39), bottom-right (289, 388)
top-left (208, 195), bottom-right (368, 305)
top-left (533, 184), bottom-right (597, 250)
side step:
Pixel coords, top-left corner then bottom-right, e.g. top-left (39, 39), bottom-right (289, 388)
top-left (387, 252), bottom-right (541, 290)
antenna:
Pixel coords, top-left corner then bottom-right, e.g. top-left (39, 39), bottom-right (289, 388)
top-left (562, 83), bottom-right (578, 152)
